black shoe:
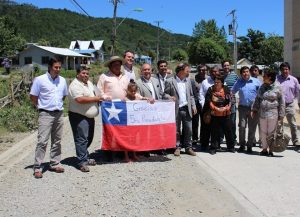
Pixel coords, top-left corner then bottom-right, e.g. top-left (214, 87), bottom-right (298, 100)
top-left (268, 151), bottom-right (274, 157)
top-left (246, 147), bottom-right (253, 154)
top-left (227, 148), bottom-right (235, 153)
top-left (237, 145), bottom-right (245, 153)
top-left (260, 150), bottom-right (268, 156)
top-left (209, 149), bottom-right (216, 155)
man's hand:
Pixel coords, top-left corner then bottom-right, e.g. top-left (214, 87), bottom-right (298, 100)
top-left (170, 96), bottom-right (176, 101)
top-left (250, 111), bottom-right (256, 118)
top-left (192, 107), bottom-right (197, 115)
top-left (104, 96), bottom-right (112, 101)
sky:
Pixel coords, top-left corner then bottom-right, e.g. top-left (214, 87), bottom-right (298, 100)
top-left (14, 0), bottom-right (284, 41)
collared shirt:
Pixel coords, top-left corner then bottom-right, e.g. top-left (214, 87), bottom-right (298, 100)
top-left (199, 76), bottom-right (214, 107)
top-left (277, 74), bottom-right (300, 104)
top-left (30, 72), bottom-right (68, 111)
top-left (68, 78), bottom-right (99, 118)
top-left (175, 76), bottom-right (188, 107)
top-left (158, 73), bottom-right (168, 91)
top-left (232, 77), bottom-right (261, 107)
top-left (144, 79), bottom-right (156, 99)
top-left (123, 64), bottom-right (136, 81)
top-left (224, 71), bottom-right (239, 91)
top-left (97, 71), bottom-right (129, 100)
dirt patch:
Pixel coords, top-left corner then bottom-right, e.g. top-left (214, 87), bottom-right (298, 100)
top-left (0, 131), bottom-right (31, 154)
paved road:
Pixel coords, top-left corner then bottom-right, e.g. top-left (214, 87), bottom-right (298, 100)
top-left (0, 111), bottom-right (300, 216)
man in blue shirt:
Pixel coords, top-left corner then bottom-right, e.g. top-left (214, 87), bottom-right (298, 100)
top-left (232, 66), bottom-right (261, 153)
top-left (30, 57), bottom-right (68, 178)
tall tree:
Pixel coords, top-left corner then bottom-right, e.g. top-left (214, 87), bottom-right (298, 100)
top-left (238, 28), bottom-right (265, 64)
top-left (260, 35), bottom-right (284, 65)
top-left (0, 16), bottom-right (25, 57)
top-left (188, 38), bottom-right (226, 64)
top-left (189, 19), bottom-right (228, 63)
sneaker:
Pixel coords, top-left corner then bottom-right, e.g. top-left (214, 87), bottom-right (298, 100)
top-left (186, 148), bottom-right (196, 156)
top-left (227, 148), bottom-right (236, 153)
top-left (174, 148), bottom-right (181, 156)
top-left (246, 147), bottom-right (253, 154)
top-left (260, 150), bottom-right (268, 156)
top-left (209, 149), bottom-right (216, 155)
top-left (294, 141), bottom-right (300, 146)
top-left (237, 145), bottom-right (245, 153)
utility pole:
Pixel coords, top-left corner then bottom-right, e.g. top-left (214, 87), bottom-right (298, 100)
top-left (228, 10), bottom-right (238, 74)
top-left (154, 20), bottom-right (163, 62)
top-left (110, 0), bottom-right (121, 55)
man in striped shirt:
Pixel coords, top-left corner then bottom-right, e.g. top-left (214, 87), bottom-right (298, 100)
top-left (222, 60), bottom-right (239, 145)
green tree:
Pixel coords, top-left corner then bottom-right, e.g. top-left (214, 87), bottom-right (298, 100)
top-left (189, 19), bottom-right (228, 63)
top-left (0, 16), bottom-right (25, 56)
top-left (260, 35), bottom-right (284, 65)
top-left (188, 38), bottom-right (227, 64)
top-left (238, 28), bottom-right (265, 64)
top-left (172, 48), bottom-right (188, 61)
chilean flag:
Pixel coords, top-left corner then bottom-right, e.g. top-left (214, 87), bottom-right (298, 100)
top-left (101, 100), bottom-right (176, 151)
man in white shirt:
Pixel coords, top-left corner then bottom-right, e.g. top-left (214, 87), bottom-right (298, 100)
top-left (164, 63), bottom-right (197, 156)
top-left (121, 50), bottom-right (140, 81)
top-left (30, 57), bottom-right (68, 179)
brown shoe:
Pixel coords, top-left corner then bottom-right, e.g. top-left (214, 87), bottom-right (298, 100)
top-left (34, 171), bottom-right (43, 179)
top-left (174, 148), bottom-right (181, 156)
top-left (186, 148), bottom-right (196, 156)
top-left (80, 165), bottom-right (90, 172)
top-left (49, 165), bottom-right (65, 173)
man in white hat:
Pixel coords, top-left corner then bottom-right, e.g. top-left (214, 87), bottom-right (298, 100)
top-left (97, 56), bottom-right (129, 100)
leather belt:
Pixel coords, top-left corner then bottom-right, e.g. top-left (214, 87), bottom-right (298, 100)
top-left (39, 109), bottom-right (61, 113)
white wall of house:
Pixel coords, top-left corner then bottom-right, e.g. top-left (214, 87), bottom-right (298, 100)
top-left (18, 46), bottom-right (83, 70)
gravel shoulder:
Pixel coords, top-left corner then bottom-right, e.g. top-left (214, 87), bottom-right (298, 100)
top-left (0, 117), bottom-right (252, 217)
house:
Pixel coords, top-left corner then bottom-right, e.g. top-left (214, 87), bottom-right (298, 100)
top-left (134, 54), bottom-right (152, 65)
top-left (69, 40), bottom-right (104, 62)
top-left (18, 44), bottom-right (90, 70)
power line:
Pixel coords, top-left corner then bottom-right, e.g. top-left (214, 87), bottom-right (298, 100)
top-left (70, 0), bottom-right (90, 17)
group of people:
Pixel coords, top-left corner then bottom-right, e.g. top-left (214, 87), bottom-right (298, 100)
top-left (29, 50), bottom-right (300, 179)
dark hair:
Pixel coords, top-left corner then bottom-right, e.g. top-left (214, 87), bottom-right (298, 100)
top-left (250, 65), bottom-right (259, 72)
top-left (214, 75), bottom-right (224, 84)
top-left (48, 57), bottom-right (61, 67)
top-left (175, 63), bottom-right (190, 74)
top-left (222, 60), bottom-right (231, 67)
top-left (76, 64), bottom-right (90, 74)
top-left (123, 50), bottom-right (134, 58)
top-left (264, 68), bottom-right (277, 83)
top-left (197, 64), bottom-right (206, 71)
top-left (240, 66), bottom-right (249, 73)
top-left (157, 60), bottom-right (168, 68)
top-left (128, 80), bottom-right (138, 90)
top-left (280, 62), bottom-right (290, 70)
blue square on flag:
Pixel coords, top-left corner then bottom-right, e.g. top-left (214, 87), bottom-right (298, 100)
top-left (102, 101), bottom-right (127, 126)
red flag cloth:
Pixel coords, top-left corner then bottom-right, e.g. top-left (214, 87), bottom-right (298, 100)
top-left (101, 100), bottom-right (176, 151)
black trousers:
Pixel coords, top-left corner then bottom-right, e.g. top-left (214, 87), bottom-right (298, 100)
top-left (210, 116), bottom-right (234, 150)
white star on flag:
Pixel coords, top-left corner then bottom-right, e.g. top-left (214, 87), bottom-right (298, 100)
top-left (105, 103), bottom-right (123, 122)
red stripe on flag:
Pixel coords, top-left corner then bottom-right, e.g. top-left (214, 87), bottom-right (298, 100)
top-left (102, 123), bottom-right (176, 151)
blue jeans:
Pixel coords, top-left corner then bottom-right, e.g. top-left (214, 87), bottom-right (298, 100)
top-left (69, 112), bottom-right (95, 166)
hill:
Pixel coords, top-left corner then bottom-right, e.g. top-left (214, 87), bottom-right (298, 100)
top-left (0, 1), bottom-right (191, 59)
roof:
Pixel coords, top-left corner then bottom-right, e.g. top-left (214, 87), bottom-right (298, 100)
top-left (32, 45), bottom-right (88, 57)
top-left (69, 40), bottom-right (104, 50)
top-left (73, 49), bottom-right (97, 54)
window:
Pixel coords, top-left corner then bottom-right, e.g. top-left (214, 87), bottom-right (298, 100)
top-left (24, 57), bottom-right (32, 64)
top-left (41, 56), bottom-right (49, 64)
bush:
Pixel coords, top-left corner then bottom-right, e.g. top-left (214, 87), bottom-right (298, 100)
top-left (0, 95), bottom-right (38, 132)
